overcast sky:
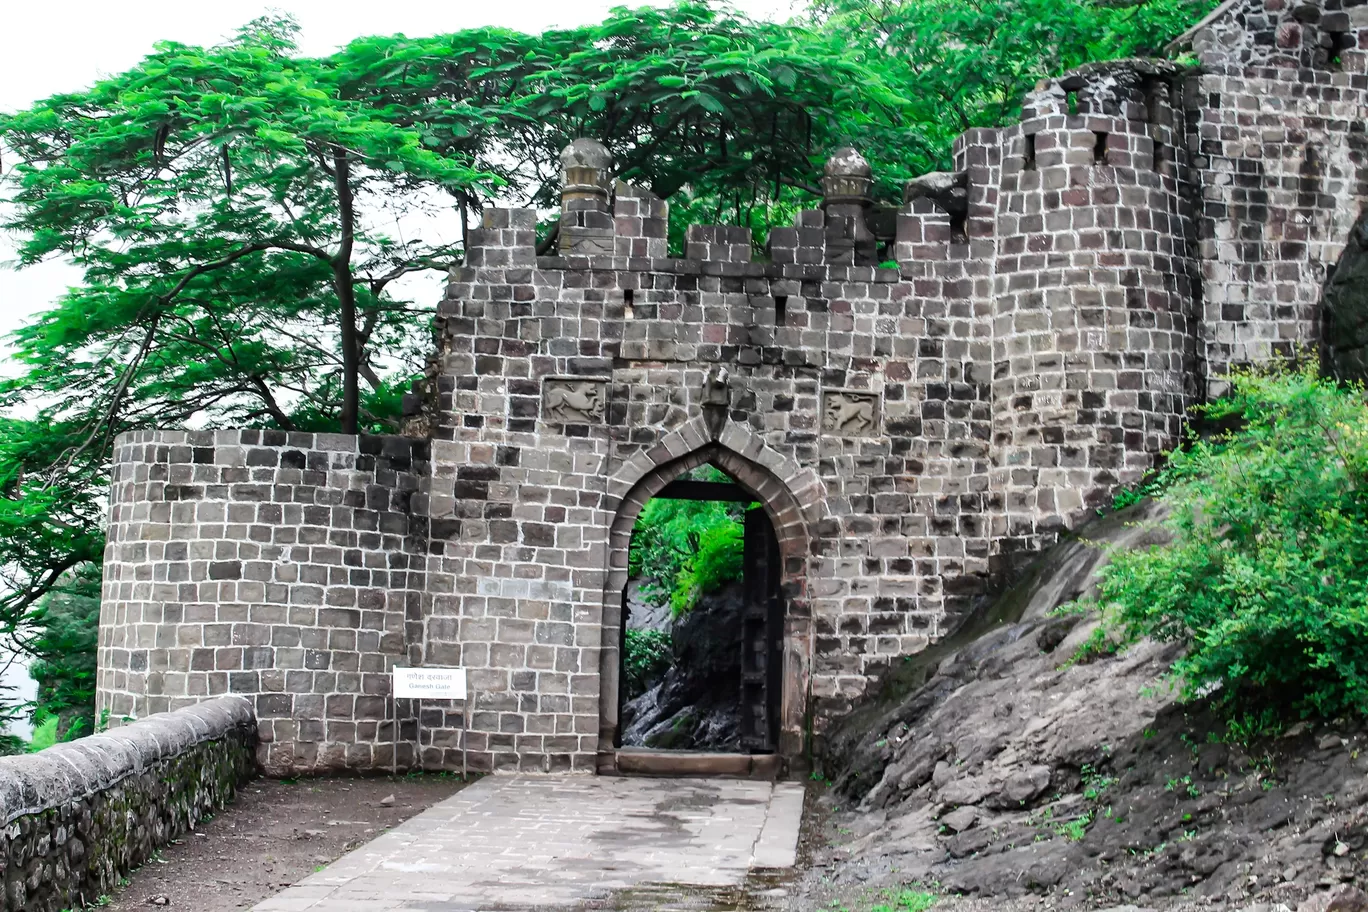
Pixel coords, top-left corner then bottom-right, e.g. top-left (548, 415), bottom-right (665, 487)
top-left (0, 0), bottom-right (800, 345)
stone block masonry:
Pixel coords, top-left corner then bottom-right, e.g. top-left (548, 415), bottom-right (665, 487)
top-left (96, 0), bottom-right (1368, 776)
top-left (100, 430), bottom-right (428, 775)
top-left (0, 695), bottom-right (256, 911)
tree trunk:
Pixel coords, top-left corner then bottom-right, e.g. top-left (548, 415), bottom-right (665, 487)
top-left (332, 147), bottom-right (361, 435)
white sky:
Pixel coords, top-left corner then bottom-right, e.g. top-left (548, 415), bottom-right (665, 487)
top-left (0, 0), bottom-right (801, 345)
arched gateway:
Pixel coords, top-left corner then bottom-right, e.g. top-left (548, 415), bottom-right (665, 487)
top-left (596, 431), bottom-right (819, 769)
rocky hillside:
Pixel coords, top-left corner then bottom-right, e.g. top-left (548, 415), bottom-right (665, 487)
top-left (812, 502), bottom-right (1368, 910)
top-left (622, 582), bottom-right (746, 750)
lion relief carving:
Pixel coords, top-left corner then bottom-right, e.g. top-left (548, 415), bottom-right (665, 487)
top-left (822, 390), bottom-right (879, 436)
top-left (543, 379), bottom-right (607, 423)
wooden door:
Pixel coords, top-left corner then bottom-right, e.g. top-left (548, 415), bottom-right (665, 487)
top-left (740, 508), bottom-right (782, 753)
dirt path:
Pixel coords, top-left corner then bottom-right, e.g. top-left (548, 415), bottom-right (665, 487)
top-left (100, 773), bottom-right (469, 911)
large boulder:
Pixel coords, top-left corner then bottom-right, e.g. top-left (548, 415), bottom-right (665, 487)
top-left (621, 582), bottom-right (744, 751)
top-left (808, 500), bottom-right (1368, 908)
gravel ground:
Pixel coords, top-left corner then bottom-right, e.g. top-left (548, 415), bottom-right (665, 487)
top-left (98, 773), bottom-right (469, 911)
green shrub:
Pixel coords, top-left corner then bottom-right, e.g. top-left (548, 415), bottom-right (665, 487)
top-left (671, 520), bottom-right (745, 614)
top-left (1105, 468), bottom-right (1164, 514)
top-left (871, 889), bottom-right (936, 912)
top-left (623, 628), bottom-right (673, 699)
top-left (25, 563), bottom-right (100, 739)
top-left (1093, 364), bottom-right (1368, 720)
top-left (628, 466), bottom-right (750, 615)
top-left (26, 715), bottom-right (59, 753)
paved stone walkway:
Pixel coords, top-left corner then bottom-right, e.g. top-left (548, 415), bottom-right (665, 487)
top-left (253, 776), bottom-right (806, 911)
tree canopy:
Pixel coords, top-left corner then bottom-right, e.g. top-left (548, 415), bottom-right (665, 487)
top-left (0, 0), bottom-right (1214, 731)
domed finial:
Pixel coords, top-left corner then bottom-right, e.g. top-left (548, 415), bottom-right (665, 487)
top-left (560, 138), bottom-right (613, 204)
top-left (825, 146), bottom-right (872, 178)
top-left (822, 146), bottom-right (873, 206)
top-left (560, 138), bottom-right (612, 172)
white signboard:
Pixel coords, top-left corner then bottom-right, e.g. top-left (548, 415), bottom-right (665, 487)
top-left (393, 666), bottom-right (467, 700)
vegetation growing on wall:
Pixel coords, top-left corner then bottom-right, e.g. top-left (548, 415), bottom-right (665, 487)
top-left (624, 628), bottom-right (674, 699)
top-left (0, 0), bottom-right (1217, 732)
top-left (629, 468), bottom-right (749, 615)
top-left (1087, 366), bottom-right (1368, 723)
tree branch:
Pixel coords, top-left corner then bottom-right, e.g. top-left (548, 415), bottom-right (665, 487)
top-left (331, 145), bottom-right (362, 434)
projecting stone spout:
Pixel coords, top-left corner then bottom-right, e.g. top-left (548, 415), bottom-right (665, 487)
top-left (904, 170), bottom-right (968, 218)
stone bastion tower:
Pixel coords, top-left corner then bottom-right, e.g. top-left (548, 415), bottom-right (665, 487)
top-left (96, 0), bottom-right (1367, 776)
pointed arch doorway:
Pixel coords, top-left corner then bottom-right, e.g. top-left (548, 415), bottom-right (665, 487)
top-left (596, 443), bottom-right (810, 777)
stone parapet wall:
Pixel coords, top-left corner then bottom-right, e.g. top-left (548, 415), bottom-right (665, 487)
top-left (100, 430), bottom-right (429, 775)
top-left (0, 696), bottom-right (256, 911)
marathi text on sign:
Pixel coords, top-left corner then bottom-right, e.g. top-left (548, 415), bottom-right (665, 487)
top-left (393, 667), bottom-right (467, 700)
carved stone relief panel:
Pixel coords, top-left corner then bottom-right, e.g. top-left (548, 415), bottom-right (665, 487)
top-left (542, 378), bottom-right (608, 423)
top-left (822, 389), bottom-right (880, 436)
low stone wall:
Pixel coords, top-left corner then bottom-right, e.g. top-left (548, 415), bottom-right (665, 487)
top-left (0, 696), bottom-right (256, 911)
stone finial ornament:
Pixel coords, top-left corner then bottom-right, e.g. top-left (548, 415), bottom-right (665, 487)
top-left (822, 146), bottom-right (878, 265)
top-left (560, 138), bottom-right (613, 205)
top-left (822, 146), bottom-right (873, 206)
top-left (559, 138), bottom-right (616, 255)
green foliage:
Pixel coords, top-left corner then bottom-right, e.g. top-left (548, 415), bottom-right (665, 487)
top-left (1092, 365), bottom-right (1368, 720)
top-left (870, 889), bottom-right (937, 912)
top-left (623, 628), bottom-right (674, 699)
top-left (672, 520), bottom-right (746, 614)
top-left (1055, 812), bottom-right (1093, 841)
top-left (812, 0), bottom-right (1217, 187)
top-left (25, 564), bottom-right (100, 739)
top-left (26, 716), bottom-right (60, 753)
top-left (628, 468), bottom-right (748, 614)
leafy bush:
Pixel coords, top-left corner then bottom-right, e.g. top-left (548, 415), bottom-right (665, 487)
top-left (629, 467), bottom-right (750, 615)
top-left (24, 564), bottom-right (100, 739)
top-left (1105, 469), bottom-right (1164, 514)
top-left (26, 716), bottom-right (60, 753)
top-left (1093, 365), bottom-right (1368, 720)
top-left (870, 889), bottom-right (937, 912)
top-left (623, 628), bottom-right (674, 700)
top-left (672, 521), bottom-right (746, 615)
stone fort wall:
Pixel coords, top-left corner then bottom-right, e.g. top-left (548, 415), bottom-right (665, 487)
top-left (99, 431), bottom-right (428, 773)
top-left (97, 0), bottom-right (1368, 775)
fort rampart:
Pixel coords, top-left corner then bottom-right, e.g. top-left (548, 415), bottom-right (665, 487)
top-left (97, 0), bottom-right (1368, 775)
